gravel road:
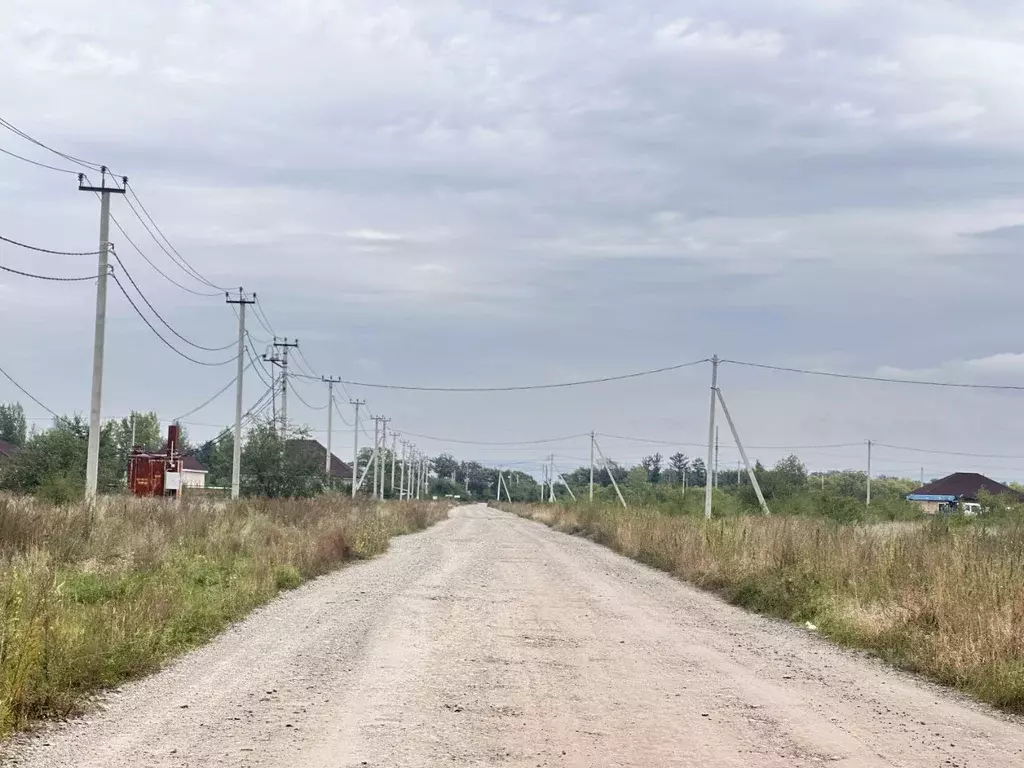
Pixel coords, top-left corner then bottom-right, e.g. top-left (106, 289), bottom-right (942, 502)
top-left (6, 504), bottom-right (1024, 767)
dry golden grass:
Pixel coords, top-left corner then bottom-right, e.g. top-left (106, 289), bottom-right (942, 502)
top-left (0, 494), bottom-right (447, 736)
top-left (505, 502), bottom-right (1024, 712)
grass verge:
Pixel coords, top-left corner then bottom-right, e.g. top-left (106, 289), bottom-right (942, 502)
top-left (501, 502), bottom-right (1024, 713)
top-left (0, 494), bottom-right (447, 736)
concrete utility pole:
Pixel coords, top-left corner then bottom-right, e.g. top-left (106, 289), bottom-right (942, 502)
top-left (390, 434), bottom-right (398, 497)
top-left (371, 417), bottom-right (381, 500)
top-left (704, 355), bottom-right (719, 519)
top-left (399, 441), bottom-right (408, 499)
top-left (79, 169), bottom-right (127, 502)
top-left (590, 431), bottom-right (595, 502)
top-left (322, 377), bottom-right (342, 477)
top-left (549, 454), bottom-right (556, 503)
top-left (714, 426), bottom-right (720, 489)
top-left (265, 338), bottom-right (299, 436)
top-left (866, 440), bottom-right (873, 508)
top-left (379, 418), bottom-right (391, 499)
top-left (350, 400), bottom-right (365, 498)
top-left (226, 289), bottom-right (256, 500)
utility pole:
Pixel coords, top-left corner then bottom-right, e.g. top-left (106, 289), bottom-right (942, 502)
top-left (371, 416), bottom-right (381, 500)
top-left (265, 338), bottom-right (299, 436)
top-left (866, 440), bottom-right (873, 508)
top-left (399, 440), bottom-right (408, 499)
top-left (226, 289), bottom-right (256, 500)
top-left (920, 467), bottom-right (924, 486)
top-left (714, 426), bottom-right (720, 489)
top-left (390, 433), bottom-right (398, 497)
top-left (350, 399), bottom-right (365, 498)
top-left (738, 459), bottom-right (743, 486)
top-left (379, 418), bottom-right (391, 498)
top-left (590, 431), bottom-right (595, 502)
top-left (549, 454), bottom-right (556, 502)
top-left (704, 355), bottom-right (719, 519)
top-left (79, 168), bottom-right (127, 502)
top-left (322, 377), bottom-right (342, 478)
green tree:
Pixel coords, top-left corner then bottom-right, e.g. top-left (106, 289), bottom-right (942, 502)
top-left (196, 430), bottom-right (235, 488)
top-left (240, 420), bottom-right (326, 498)
top-left (0, 416), bottom-right (122, 500)
top-left (687, 458), bottom-right (707, 487)
top-left (0, 402), bottom-right (27, 447)
top-left (433, 453), bottom-right (458, 481)
top-left (641, 453), bottom-right (663, 484)
top-left (668, 452), bottom-right (688, 485)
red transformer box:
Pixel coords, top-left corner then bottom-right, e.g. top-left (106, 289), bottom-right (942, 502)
top-left (129, 424), bottom-right (185, 498)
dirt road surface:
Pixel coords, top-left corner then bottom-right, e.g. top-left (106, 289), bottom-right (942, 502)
top-left (6, 504), bottom-right (1024, 767)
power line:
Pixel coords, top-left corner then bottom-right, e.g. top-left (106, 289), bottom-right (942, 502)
top-left (400, 430), bottom-right (590, 446)
top-left (332, 394), bottom-right (353, 426)
top-left (252, 296), bottom-right (277, 337)
top-left (596, 433), bottom-right (864, 451)
top-left (107, 211), bottom-right (222, 298)
top-left (245, 333), bottom-right (274, 387)
top-left (722, 359), bottom-right (1024, 392)
top-left (0, 233), bottom-right (101, 256)
top-left (0, 145), bottom-right (78, 174)
top-left (174, 362), bottom-right (252, 421)
top-left (290, 380), bottom-right (328, 411)
top-left (0, 116), bottom-right (105, 172)
top-left (110, 248), bottom-right (236, 352)
top-left (121, 193), bottom-right (223, 293)
top-left (0, 361), bottom-right (63, 420)
top-left (294, 347), bottom-right (320, 379)
top-left (109, 267), bottom-right (235, 367)
top-left (873, 442), bottom-right (1024, 461)
top-left (0, 263), bottom-right (100, 282)
top-left (124, 184), bottom-right (225, 291)
top-left (310, 358), bottom-right (711, 393)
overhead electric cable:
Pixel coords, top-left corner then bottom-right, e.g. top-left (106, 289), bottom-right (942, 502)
top-left (0, 116), bottom-right (105, 171)
top-left (0, 233), bottom-right (101, 256)
top-left (124, 184), bottom-right (225, 291)
top-left (174, 362), bottom-right (253, 421)
top-left (109, 266), bottom-right (235, 367)
top-left (0, 145), bottom-right (78, 174)
top-left (107, 212), bottom-right (221, 298)
top-left (110, 248), bottom-right (235, 352)
top-left (304, 358), bottom-right (710, 392)
top-left (722, 359), bottom-right (1024, 392)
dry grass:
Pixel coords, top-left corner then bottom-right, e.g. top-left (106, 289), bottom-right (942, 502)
top-left (0, 494), bottom-right (447, 736)
top-left (505, 502), bottom-right (1024, 712)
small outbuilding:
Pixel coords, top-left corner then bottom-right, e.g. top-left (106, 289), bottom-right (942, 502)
top-left (906, 472), bottom-right (1024, 514)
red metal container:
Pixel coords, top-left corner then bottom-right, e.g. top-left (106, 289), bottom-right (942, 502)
top-left (129, 424), bottom-right (184, 498)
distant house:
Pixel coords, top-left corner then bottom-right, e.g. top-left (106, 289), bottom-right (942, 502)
top-left (286, 439), bottom-right (353, 482)
top-left (906, 472), bottom-right (1024, 514)
top-left (181, 455), bottom-right (209, 489)
top-left (0, 440), bottom-right (19, 460)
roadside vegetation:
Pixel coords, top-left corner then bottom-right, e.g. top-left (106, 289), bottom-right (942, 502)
top-left (501, 497), bottom-right (1024, 713)
top-left (0, 494), bottom-right (447, 736)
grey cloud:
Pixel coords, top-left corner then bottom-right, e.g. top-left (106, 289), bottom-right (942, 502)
top-left (3, 0), bottom-right (1024, 476)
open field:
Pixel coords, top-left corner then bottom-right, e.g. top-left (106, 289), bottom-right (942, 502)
top-left (501, 501), bottom-right (1024, 713)
top-left (0, 493), bottom-right (447, 737)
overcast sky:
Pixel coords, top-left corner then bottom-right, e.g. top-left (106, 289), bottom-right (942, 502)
top-left (4, 1), bottom-right (1024, 481)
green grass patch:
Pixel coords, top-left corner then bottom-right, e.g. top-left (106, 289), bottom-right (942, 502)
top-left (0, 494), bottom-right (447, 736)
